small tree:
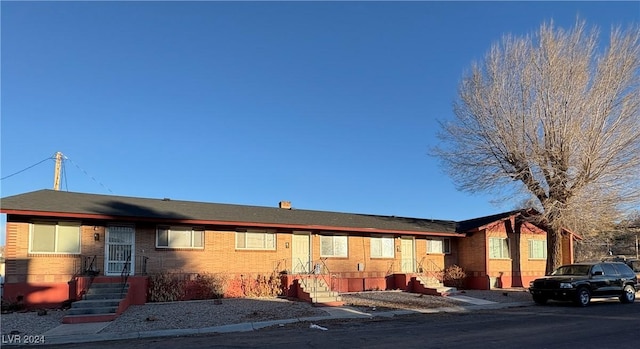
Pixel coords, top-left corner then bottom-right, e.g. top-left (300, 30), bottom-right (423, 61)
top-left (435, 20), bottom-right (640, 273)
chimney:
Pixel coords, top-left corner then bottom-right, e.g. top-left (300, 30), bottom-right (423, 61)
top-left (279, 201), bottom-right (292, 210)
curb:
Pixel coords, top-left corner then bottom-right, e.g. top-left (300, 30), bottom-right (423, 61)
top-left (33, 302), bottom-right (534, 346)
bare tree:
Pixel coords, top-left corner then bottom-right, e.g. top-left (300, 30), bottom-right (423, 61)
top-left (435, 20), bottom-right (640, 273)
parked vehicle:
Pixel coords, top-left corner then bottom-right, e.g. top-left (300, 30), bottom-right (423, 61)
top-left (529, 262), bottom-right (637, 306)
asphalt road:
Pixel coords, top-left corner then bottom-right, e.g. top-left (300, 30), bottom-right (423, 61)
top-left (41, 300), bottom-right (639, 349)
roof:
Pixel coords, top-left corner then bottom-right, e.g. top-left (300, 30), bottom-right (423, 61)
top-left (1, 190), bottom-right (462, 237)
top-left (456, 210), bottom-right (521, 232)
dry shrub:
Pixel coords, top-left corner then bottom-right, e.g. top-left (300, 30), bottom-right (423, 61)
top-left (189, 273), bottom-right (228, 299)
top-left (148, 272), bottom-right (185, 302)
top-left (240, 272), bottom-right (282, 297)
top-left (443, 265), bottom-right (467, 288)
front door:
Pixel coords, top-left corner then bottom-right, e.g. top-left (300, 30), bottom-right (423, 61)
top-left (105, 225), bottom-right (135, 276)
top-left (401, 237), bottom-right (415, 273)
top-left (292, 232), bottom-right (311, 274)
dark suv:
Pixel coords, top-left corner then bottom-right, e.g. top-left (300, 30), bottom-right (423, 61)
top-left (529, 262), bottom-right (637, 306)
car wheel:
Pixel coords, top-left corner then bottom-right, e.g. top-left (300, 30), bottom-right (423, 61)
top-left (619, 285), bottom-right (636, 304)
top-left (532, 295), bottom-right (548, 305)
top-left (574, 287), bottom-right (591, 307)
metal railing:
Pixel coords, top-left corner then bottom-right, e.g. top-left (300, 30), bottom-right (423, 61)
top-left (136, 255), bottom-right (149, 275)
top-left (273, 258), bottom-right (288, 275)
top-left (420, 258), bottom-right (445, 285)
top-left (73, 255), bottom-right (102, 277)
top-left (72, 255), bottom-right (102, 300)
top-left (292, 258), bottom-right (337, 303)
top-left (120, 254), bottom-right (131, 296)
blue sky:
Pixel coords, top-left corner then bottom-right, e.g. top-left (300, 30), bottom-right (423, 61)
top-left (1, 1), bottom-right (638, 245)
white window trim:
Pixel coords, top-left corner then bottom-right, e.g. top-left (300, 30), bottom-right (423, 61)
top-left (156, 225), bottom-right (204, 249)
top-left (528, 239), bottom-right (547, 260)
top-left (235, 230), bottom-right (276, 250)
top-left (370, 235), bottom-right (395, 258)
top-left (29, 221), bottom-right (81, 254)
top-left (489, 237), bottom-right (511, 259)
top-left (320, 234), bottom-right (348, 258)
top-left (427, 238), bottom-right (451, 254)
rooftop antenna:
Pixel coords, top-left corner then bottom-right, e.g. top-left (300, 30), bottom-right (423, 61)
top-left (53, 151), bottom-right (63, 190)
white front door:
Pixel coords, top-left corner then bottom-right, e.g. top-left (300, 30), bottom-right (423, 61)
top-left (292, 232), bottom-right (311, 274)
top-left (401, 237), bottom-right (415, 273)
top-left (105, 225), bottom-right (135, 276)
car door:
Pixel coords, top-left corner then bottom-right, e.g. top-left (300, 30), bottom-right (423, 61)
top-left (600, 263), bottom-right (621, 295)
top-left (589, 264), bottom-right (608, 296)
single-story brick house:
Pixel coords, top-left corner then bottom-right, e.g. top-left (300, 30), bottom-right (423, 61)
top-left (0, 190), bottom-right (579, 308)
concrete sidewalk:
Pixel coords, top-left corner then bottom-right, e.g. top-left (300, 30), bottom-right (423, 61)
top-left (36, 300), bottom-right (533, 346)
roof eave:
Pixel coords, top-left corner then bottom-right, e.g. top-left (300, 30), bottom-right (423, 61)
top-left (2, 209), bottom-right (464, 237)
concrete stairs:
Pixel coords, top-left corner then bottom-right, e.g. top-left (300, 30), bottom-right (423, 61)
top-left (414, 276), bottom-right (458, 296)
top-left (297, 277), bottom-right (344, 306)
top-left (63, 282), bottom-right (130, 324)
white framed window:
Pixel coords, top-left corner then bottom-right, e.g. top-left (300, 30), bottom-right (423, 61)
top-left (370, 235), bottom-right (394, 258)
top-left (528, 239), bottom-right (547, 259)
top-left (156, 226), bottom-right (204, 249)
top-left (489, 237), bottom-right (510, 259)
top-left (30, 221), bottom-right (81, 254)
top-left (235, 231), bottom-right (276, 250)
top-left (427, 238), bottom-right (451, 254)
top-left (320, 235), bottom-right (348, 257)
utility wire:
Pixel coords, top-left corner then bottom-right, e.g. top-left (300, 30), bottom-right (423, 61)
top-left (0, 154), bottom-right (55, 181)
top-left (64, 155), bottom-right (113, 193)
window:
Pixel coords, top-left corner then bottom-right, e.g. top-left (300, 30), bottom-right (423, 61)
top-left (370, 236), bottom-right (394, 258)
top-left (489, 237), bottom-right (510, 259)
top-left (30, 222), bottom-right (81, 254)
top-left (320, 235), bottom-right (348, 257)
top-left (427, 238), bottom-right (451, 254)
top-left (601, 263), bottom-right (619, 276)
top-left (235, 231), bottom-right (276, 250)
top-left (156, 226), bottom-right (204, 248)
top-left (528, 240), bottom-right (547, 259)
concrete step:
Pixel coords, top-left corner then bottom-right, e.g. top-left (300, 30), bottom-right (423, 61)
top-left (87, 284), bottom-right (129, 294)
top-left (312, 295), bottom-right (343, 304)
top-left (301, 285), bottom-right (331, 293)
top-left (62, 314), bottom-right (117, 324)
top-left (90, 282), bottom-right (127, 288)
top-left (67, 306), bottom-right (118, 316)
top-left (84, 292), bottom-right (126, 300)
top-left (71, 299), bottom-right (121, 308)
top-left (437, 287), bottom-right (457, 295)
top-left (306, 291), bottom-right (340, 298)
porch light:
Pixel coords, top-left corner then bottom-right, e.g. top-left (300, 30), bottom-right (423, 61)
top-left (94, 233), bottom-right (100, 241)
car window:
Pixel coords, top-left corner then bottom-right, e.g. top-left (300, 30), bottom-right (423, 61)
top-left (601, 263), bottom-right (619, 276)
top-left (591, 264), bottom-right (604, 275)
top-left (552, 265), bottom-right (591, 275)
top-left (612, 263), bottom-right (633, 276)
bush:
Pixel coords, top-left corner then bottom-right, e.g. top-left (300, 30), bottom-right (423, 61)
top-left (443, 265), bottom-right (467, 288)
top-left (188, 273), bottom-right (228, 299)
top-left (148, 272), bottom-right (230, 302)
top-left (240, 272), bottom-right (282, 297)
top-left (148, 273), bottom-right (185, 302)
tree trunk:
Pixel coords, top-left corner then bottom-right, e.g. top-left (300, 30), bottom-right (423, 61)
top-left (546, 225), bottom-right (563, 274)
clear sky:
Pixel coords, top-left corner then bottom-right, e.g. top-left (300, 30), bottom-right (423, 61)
top-left (1, 1), bottom-right (638, 245)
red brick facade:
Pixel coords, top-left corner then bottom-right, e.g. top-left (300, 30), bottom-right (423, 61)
top-left (1, 203), bottom-right (578, 307)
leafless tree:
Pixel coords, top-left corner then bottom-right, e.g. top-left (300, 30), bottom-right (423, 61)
top-left (435, 20), bottom-right (640, 273)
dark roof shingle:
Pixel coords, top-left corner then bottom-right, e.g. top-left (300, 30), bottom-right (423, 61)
top-left (1, 190), bottom-right (462, 236)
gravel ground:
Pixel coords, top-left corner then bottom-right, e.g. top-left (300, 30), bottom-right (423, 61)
top-left (1, 289), bottom-right (533, 337)
top-left (342, 288), bottom-right (532, 311)
top-left (101, 298), bottom-right (327, 333)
